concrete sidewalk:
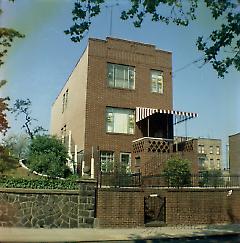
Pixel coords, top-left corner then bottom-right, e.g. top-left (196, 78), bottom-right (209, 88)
top-left (0, 224), bottom-right (240, 242)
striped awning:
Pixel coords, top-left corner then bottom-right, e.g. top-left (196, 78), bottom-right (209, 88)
top-left (136, 107), bottom-right (198, 124)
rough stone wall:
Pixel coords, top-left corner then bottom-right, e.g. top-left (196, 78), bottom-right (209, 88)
top-left (0, 180), bottom-right (96, 228)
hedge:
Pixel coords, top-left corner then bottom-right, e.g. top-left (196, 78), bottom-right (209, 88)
top-left (0, 176), bottom-right (79, 190)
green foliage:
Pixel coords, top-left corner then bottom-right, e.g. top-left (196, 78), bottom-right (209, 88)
top-left (27, 135), bottom-right (71, 178)
top-left (0, 145), bottom-right (18, 174)
top-left (163, 158), bottom-right (191, 188)
top-left (66, 0), bottom-right (240, 77)
top-left (0, 176), bottom-right (79, 190)
top-left (199, 169), bottom-right (224, 187)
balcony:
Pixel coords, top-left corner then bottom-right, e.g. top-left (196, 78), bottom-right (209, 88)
top-left (132, 137), bottom-right (173, 154)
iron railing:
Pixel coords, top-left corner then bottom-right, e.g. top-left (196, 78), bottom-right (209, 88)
top-left (98, 172), bottom-right (141, 188)
top-left (98, 172), bottom-right (240, 188)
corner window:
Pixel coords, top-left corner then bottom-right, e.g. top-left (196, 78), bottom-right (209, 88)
top-left (106, 107), bottom-right (135, 134)
top-left (120, 152), bottom-right (131, 173)
top-left (100, 151), bottom-right (114, 172)
top-left (151, 70), bottom-right (163, 93)
top-left (107, 63), bottom-right (135, 89)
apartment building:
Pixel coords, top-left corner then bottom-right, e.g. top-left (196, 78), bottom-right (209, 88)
top-left (197, 138), bottom-right (222, 170)
top-left (50, 37), bottom-right (198, 175)
top-left (229, 133), bottom-right (240, 175)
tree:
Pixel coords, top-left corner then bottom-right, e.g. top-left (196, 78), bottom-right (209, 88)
top-left (0, 80), bottom-right (10, 135)
top-left (65, 0), bottom-right (240, 77)
top-left (11, 99), bottom-right (46, 139)
top-left (2, 133), bottom-right (29, 159)
top-left (26, 135), bottom-right (71, 178)
top-left (0, 1), bottom-right (24, 135)
top-left (163, 158), bottom-right (191, 188)
top-left (0, 145), bottom-right (18, 175)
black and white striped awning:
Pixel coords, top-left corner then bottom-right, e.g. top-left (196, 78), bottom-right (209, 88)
top-left (136, 107), bottom-right (198, 124)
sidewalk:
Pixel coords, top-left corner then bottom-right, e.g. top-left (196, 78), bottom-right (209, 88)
top-left (0, 224), bottom-right (240, 242)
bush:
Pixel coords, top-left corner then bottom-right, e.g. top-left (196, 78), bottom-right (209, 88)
top-left (27, 135), bottom-right (71, 178)
top-left (163, 158), bottom-right (191, 188)
top-left (199, 170), bottom-right (224, 187)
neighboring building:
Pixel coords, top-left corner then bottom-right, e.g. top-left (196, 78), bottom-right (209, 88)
top-left (196, 138), bottom-right (222, 171)
top-left (229, 133), bottom-right (240, 175)
top-left (175, 137), bottom-right (222, 171)
top-left (50, 37), bottom-right (198, 176)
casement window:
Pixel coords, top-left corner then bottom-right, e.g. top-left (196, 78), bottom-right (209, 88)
top-left (151, 70), bottom-right (163, 93)
top-left (100, 151), bottom-right (114, 172)
top-left (216, 146), bottom-right (220, 155)
top-left (106, 107), bottom-right (135, 134)
top-left (198, 145), bottom-right (205, 154)
top-left (120, 152), bottom-right (131, 173)
top-left (107, 63), bottom-right (135, 89)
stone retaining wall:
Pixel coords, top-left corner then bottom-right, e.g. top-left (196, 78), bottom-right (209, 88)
top-left (0, 180), bottom-right (96, 228)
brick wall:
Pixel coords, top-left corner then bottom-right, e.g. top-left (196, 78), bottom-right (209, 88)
top-left (96, 187), bottom-right (240, 228)
top-left (96, 188), bottom-right (144, 227)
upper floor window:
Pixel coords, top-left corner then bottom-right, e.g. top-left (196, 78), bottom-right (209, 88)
top-left (107, 63), bottom-right (135, 89)
top-left (216, 146), bottom-right (220, 155)
top-left (209, 146), bottom-right (213, 154)
top-left (198, 145), bottom-right (205, 154)
top-left (151, 70), bottom-right (163, 94)
top-left (106, 107), bottom-right (135, 134)
top-left (62, 89), bottom-right (69, 113)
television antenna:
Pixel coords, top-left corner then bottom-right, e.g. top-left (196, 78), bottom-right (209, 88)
top-left (105, 2), bottom-right (119, 36)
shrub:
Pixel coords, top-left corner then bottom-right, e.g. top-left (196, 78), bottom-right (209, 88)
top-left (199, 169), bottom-right (224, 187)
top-left (163, 158), bottom-right (191, 188)
top-left (27, 135), bottom-right (71, 178)
top-left (0, 145), bottom-right (18, 174)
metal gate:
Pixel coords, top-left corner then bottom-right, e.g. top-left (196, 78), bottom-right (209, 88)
top-left (144, 195), bottom-right (166, 226)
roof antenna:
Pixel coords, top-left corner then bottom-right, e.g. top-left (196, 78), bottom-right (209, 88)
top-left (105, 2), bottom-right (119, 36)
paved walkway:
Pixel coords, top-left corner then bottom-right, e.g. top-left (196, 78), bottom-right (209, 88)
top-left (0, 224), bottom-right (240, 242)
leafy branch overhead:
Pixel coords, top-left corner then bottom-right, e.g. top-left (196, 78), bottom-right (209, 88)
top-left (65, 0), bottom-right (240, 77)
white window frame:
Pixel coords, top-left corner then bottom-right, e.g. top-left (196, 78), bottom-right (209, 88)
top-left (100, 151), bottom-right (114, 172)
top-left (107, 63), bottom-right (135, 90)
top-left (120, 152), bottom-right (131, 173)
top-left (151, 70), bottom-right (163, 94)
top-left (216, 146), bottom-right (220, 155)
top-left (106, 107), bottom-right (135, 135)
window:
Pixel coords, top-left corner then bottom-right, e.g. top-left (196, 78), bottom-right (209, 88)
top-left (210, 159), bottom-right (214, 169)
top-left (198, 158), bottom-right (205, 170)
top-left (100, 151), bottom-right (114, 172)
top-left (62, 89), bottom-right (69, 113)
top-left (106, 107), bottom-right (135, 134)
top-left (61, 125), bottom-right (66, 144)
top-left (151, 70), bottom-right (163, 93)
top-left (120, 152), bottom-right (131, 173)
top-left (198, 145), bottom-right (205, 154)
top-left (107, 63), bottom-right (135, 89)
top-left (217, 159), bottom-right (220, 169)
top-left (209, 146), bottom-right (213, 154)
top-left (216, 146), bottom-right (220, 155)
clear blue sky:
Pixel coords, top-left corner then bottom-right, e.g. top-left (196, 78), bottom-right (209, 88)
top-left (1, 0), bottom-right (240, 167)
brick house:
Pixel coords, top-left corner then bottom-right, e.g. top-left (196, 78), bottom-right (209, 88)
top-left (50, 37), bottom-right (198, 176)
top-left (229, 133), bottom-right (240, 175)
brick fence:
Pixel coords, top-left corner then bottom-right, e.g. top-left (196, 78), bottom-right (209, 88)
top-left (96, 187), bottom-right (240, 227)
top-left (0, 179), bottom-right (96, 228)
